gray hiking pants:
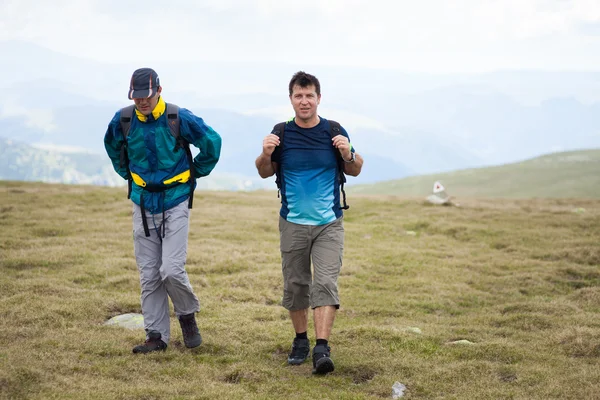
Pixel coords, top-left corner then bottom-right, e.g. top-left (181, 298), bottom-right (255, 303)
top-left (133, 201), bottom-right (200, 343)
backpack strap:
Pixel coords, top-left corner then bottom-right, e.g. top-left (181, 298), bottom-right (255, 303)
top-left (166, 103), bottom-right (180, 139)
top-left (328, 120), bottom-right (349, 210)
top-left (119, 105), bottom-right (136, 199)
top-left (166, 103), bottom-right (195, 209)
top-left (119, 105), bottom-right (135, 139)
top-left (272, 122), bottom-right (286, 197)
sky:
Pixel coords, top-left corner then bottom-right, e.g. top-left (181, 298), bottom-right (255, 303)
top-left (1, 0), bottom-right (600, 73)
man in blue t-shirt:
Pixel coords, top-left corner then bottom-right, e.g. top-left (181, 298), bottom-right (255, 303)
top-left (255, 71), bottom-right (363, 375)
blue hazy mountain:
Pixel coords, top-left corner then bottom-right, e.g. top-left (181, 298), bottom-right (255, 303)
top-left (1, 40), bottom-right (600, 188)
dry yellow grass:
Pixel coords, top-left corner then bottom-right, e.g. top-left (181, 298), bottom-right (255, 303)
top-left (0, 181), bottom-right (599, 399)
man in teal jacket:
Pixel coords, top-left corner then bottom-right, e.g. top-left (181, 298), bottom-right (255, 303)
top-left (104, 67), bottom-right (222, 353)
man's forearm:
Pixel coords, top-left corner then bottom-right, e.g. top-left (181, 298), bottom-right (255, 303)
top-left (343, 153), bottom-right (363, 177)
top-left (255, 153), bottom-right (275, 178)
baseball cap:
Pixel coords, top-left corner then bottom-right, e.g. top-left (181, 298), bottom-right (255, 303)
top-left (128, 68), bottom-right (160, 99)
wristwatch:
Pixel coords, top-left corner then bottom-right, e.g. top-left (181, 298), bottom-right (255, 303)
top-left (343, 152), bottom-right (356, 163)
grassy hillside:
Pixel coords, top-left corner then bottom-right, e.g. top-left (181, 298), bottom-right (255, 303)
top-left (349, 148), bottom-right (600, 198)
top-left (0, 137), bottom-right (272, 191)
top-left (0, 137), bottom-right (123, 186)
top-left (1, 181), bottom-right (599, 399)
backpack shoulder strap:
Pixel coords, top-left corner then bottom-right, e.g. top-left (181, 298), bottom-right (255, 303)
top-left (119, 105), bottom-right (136, 139)
top-left (272, 122), bottom-right (286, 193)
top-left (166, 103), bottom-right (180, 139)
top-left (165, 103), bottom-right (195, 209)
top-left (271, 122), bottom-right (286, 138)
top-left (119, 105), bottom-right (136, 200)
top-left (329, 120), bottom-right (341, 137)
top-left (328, 120), bottom-right (350, 210)
top-left (328, 120), bottom-right (342, 159)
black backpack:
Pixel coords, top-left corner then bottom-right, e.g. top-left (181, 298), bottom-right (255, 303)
top-left (271, 120), bottom-right (349, 210)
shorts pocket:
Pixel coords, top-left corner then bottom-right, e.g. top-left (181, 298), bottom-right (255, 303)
top-left (279, 217), bottom-right (308, 252)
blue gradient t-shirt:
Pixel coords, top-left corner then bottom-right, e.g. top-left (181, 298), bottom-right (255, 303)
top-left (272, 118), bottom-right (353, 226)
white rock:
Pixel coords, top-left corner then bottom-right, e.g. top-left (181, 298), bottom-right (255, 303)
top-left (104, 313), bottom-right (144, 330)
top-left (448, 339), bottom-right (474, 345)
top-left (392, 381), bottom-right (406, 398)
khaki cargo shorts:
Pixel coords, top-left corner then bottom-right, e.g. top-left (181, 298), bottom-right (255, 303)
top-left (279, 216), bottom-right (344, 311)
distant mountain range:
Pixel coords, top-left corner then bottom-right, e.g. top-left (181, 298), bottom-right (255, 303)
top-left (349, 149), bottom-right (600, 198)
top-left (4, 135), bottom-right (598, 199)
top-left (0, 137), bottom-right (120, 186)
top-left (1, 40), bottom-right (600, 188)
top-left (0, 137), bottom-right (273, 191)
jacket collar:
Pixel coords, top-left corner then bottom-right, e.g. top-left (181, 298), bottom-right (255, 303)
top-left (135, 96), bottom-right (166, 122)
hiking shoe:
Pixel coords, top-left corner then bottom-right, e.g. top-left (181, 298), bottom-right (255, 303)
top-left (132, 331), bottom-right (167, 354)
top-left (312, 344), bottom-right (334, 375)
top-left (287, 338), bottom-right (310, 365)
top-left (178, 313), bottom-right (202, 348)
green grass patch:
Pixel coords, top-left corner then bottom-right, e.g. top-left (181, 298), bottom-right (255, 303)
top-left (0, 181), bottom-right (599, 399)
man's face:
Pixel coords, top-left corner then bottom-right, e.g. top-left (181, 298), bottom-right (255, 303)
top-left (133, 87), bottom-right (162, 116)
top-left (290, 84), bottom-right (320, 122)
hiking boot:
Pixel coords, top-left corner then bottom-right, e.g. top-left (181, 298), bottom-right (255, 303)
top-left (312, 343), bottom-right (334, 375)
top-left (287, 338), bottom-right (310, 365)
top-left (132, 331), bottom-right (167, 354)
top-left (178, 313), bottom-right (202, 348)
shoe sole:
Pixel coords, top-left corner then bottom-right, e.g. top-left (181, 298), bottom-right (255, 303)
top-left (132, 346), bottom-right (167, 354)
top-left (184, 337), bottom-right (202, 348)
top-left (312, 357), bottom-right (335, 375)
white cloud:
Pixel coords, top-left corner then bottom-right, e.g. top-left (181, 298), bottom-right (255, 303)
top-left (1, 0), bottom-right (600, 72)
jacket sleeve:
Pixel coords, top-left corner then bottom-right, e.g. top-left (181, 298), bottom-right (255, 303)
top-left (104, 111), bottom-right (129, 180)
top-left (179, 108), bottom-right (222, 178)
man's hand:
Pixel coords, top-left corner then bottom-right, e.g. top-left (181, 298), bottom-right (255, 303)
top-left (262, 134), bottom-right (280, 157)
top-left (332, 135), bottom-right (352, 161)
top-left (256, 134), bottom-right (280, 178)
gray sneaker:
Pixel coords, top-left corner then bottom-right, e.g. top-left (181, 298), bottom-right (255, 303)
top-left (287, 338), bottom-right (310, 365)
top-left (178, 313), bottom-right (202, 348)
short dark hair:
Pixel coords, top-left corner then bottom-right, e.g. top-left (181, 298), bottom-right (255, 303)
top-left (288, 71), bottom-right (321, 96)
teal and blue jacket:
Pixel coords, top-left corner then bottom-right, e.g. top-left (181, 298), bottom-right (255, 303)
top-left (104, 99), bottom-right (222, 214)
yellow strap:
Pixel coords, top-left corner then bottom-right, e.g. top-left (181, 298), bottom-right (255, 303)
top-left (163, 170), bottom-right (190, 185)
top-left (131, 173), bottom-right (146, 187)
top-left (131, 170), bottom-right (189, 187)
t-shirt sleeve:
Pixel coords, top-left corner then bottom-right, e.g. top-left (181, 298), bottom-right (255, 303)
top-left (340, 125), bottom-right (356, 153)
